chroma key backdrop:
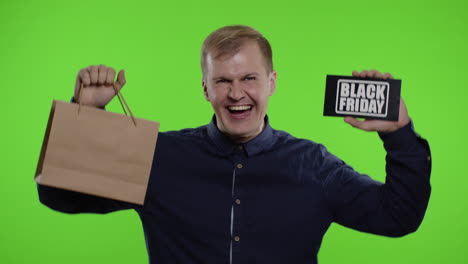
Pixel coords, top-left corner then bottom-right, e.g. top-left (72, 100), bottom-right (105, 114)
top-left (1, 0), bottom-right (466, 263)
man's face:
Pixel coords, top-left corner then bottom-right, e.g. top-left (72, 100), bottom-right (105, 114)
top-left (203, 41), bottom-right (277, 143)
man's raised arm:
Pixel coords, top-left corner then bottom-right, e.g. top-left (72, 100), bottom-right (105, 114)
top-left (322, 69), bottom-right (431, 237)
top-left (37, 65), bottom-right (139, 214)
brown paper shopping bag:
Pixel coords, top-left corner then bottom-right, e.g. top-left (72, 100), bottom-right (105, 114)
top-left (35, 86), bottom-right (159, 204)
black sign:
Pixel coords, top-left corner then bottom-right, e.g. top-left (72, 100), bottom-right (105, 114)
top-left (323, 75), bottom-right (401, 121)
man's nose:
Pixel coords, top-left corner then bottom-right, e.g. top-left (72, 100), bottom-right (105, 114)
top-left (228, 81), bottom-right (245, 101)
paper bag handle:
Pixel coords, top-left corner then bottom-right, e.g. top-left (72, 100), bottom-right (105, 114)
top-left (78, 83), bottom-right (137, 127)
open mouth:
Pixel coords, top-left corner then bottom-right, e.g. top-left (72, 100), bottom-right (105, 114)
top-left (226, 105), bottom-right (253, 119)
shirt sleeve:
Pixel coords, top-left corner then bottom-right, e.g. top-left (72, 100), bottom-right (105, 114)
top-left (321, 121), bottom-right (432, 237)
top-left (37, 184), bottom-right (141, 214)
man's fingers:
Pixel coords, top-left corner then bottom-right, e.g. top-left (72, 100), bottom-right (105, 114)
top-left (383, 72), bottom-right (393, 79)
top-left (116, 69), bottom-right (126, 86)
top-left (369, 69), bottom-right (378, 78)
top-left (82, 65), bottom-right (118, 86)
top-left (79, 68), bottom-right (91, 86)
top-left (369, 69), bottom-right (384, 79)
top-left (344, 117), bottom-right (375, 131)
top-left (106, 68), bottom-right (116, 86)
top-left (79, 65), bottom-right (121, 87)
top-left (114, 70), bottom-right (126, 92)
top-left (98, 65), bottom-right (107, 85)
top-left (344, 116), bottom-right (361, 128)
top-left (354, 69), bottom-right (393, 79)
top-left (89, 65), bottom-right (98, 84)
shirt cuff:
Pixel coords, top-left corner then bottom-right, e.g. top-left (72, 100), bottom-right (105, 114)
top-left (378, 120), bottom-right (423, 152)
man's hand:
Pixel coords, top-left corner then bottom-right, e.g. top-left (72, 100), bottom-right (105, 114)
top-left (74, 65), bottom-right (126, 107)
top-left (344, 70), bottom-right (410, 133)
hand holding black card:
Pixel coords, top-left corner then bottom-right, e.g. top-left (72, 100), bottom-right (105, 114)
top-left (323, 74), bottom-right (401, 121)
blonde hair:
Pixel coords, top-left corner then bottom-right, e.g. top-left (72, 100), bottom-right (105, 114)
top-left (201, 25), bottom-right (273, 77)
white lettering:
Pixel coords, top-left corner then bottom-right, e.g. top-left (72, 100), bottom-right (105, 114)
top-left (346, 98), bottom-right (354, 111)
top-left (350, 83), bottom-right (357, 98)
top-left (357, 84), bottom-right (366, 98)
top-left (368, 100), bottom-right (377, 113)
top-left (337, 81), bottom-right (388, 116)
top-left (339, 97), bottom-right (346, 111)
top-left (377, 100), bottom-right (385, 114)
top-left (366, 84), bottom-right (375, 99)
top-left (376, 85), bottom-right (386, 100)
top-left (340, 83), bottom-right (350, 97)
top-left (360, 99), bottom-right (369, 112)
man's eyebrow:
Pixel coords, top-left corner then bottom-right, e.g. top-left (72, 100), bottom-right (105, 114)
top-left (243, 72), bottom-right (259, 76)
top-left (212, 73), bottom-right (260, 81)
top-left (212, 76), bottom-right (231, 81)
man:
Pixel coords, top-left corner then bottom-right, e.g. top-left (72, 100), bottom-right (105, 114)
top-left (38, 25), bottom-right (432, 264)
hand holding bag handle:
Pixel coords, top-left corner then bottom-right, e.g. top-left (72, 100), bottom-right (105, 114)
top-left (78, 82), bottom-right (137, 127)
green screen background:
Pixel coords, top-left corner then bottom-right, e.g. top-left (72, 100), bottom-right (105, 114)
top-left (1, 0), bottom-right (466, 263)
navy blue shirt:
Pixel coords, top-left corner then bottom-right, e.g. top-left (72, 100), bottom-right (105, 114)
top-left (38, 116), bottom-right (431, 264)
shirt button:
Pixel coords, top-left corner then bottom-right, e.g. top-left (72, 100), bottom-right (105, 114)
top-left (238, 145), bottom-right (243, 150)
top-left (237, 163), bottom-right (243, 169)
top-left (427, 156), bottom-right (431, 161)
top-left (233, 236), bottom-right (240, 242)
top-left (235, 199), bottom-right (241, 205)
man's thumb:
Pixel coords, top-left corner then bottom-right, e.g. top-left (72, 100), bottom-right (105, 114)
top-left (115, 69), bottom-right (126, 91)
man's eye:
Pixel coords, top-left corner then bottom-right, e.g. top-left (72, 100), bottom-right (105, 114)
top-left (216, 79), bottom-right (229, 83)
top-left (244, 76), bottom-right (256, 81)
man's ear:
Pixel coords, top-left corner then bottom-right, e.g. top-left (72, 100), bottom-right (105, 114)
top-left (268, 70), bottom-right (277, 96)
top-left (202, 79), bottom-right (210, 101)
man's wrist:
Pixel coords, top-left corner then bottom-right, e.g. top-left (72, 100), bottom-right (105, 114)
top-left (378, 120), bottom-right (422, 151)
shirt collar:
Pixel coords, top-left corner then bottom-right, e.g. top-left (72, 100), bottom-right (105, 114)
top-left (207, 115), bottom-right (276, 157)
